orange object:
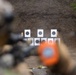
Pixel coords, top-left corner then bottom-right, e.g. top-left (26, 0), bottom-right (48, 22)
top-left (37, 41), bottom-right (59, 66)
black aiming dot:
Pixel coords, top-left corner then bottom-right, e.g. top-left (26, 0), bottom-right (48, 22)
top-left (52, 31), bottom-right (56, 35)
top-left (42, 40), bottom-right (45, 42)
top-left (39, 31), bottom-right (42, 35)
top-left (36, 40), bottom-right (40, 43)
top-left (26, 32), bottom-right (29, 35)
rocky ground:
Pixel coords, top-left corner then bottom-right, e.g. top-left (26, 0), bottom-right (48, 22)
top-left (5, 0), bottom-right (76, 75)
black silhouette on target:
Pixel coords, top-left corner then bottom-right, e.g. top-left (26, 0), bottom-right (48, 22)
top-left (52, 31), bottom-right (56, 35)
top-left (39, 31), bottom-right (42, 35)
top-left (26, 32), bottom-right (29, 35)
top-left (36, 40), bottom-right (40, 43)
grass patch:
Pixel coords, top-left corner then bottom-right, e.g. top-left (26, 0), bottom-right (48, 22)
top-left (70, 3), bottom-right (76, 10)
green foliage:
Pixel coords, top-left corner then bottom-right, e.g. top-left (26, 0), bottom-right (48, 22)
top-left (70, 3), bottom-right (76, 10)
top-left (0, 68), bottom-right (19, 75)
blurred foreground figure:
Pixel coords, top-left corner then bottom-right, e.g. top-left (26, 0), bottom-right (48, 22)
top-left (0, 0), bottom-right (14, 47)
top-left (0, 0), bottom-right (30, 75)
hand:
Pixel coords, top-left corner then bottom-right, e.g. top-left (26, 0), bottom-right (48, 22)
top-left (49, 39), bottom-right (75, 75)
